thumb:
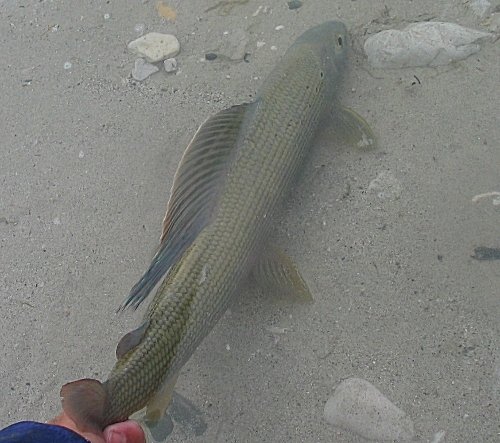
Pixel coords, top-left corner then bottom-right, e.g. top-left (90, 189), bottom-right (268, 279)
top-left (103, 421), bottom-right (145, 443)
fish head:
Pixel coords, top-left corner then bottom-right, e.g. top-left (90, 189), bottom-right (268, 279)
top-left (295, 21), bottom-right (348, 73)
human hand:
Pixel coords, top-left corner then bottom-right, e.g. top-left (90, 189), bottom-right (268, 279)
top-left (49, 412), bottom-right (145, 443)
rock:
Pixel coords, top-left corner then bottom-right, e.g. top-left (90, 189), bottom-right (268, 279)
top-left (132, 58), bottom-right (159, 81)
top-left (128, 32), bottom-right (180, 63)
top-left (324, 378), bottom-right (415, 441)
top-left (164, 58), bottom-right (178, 73)
top-left (364, 22), bottom-right (493, 68)
top-left (368, 171), bottom-right (402, 200)
top-left (287, 0), bottom-right (302, 10)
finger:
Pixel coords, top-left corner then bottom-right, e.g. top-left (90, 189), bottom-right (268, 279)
top-left (103, 421), bottom-right (145, 443)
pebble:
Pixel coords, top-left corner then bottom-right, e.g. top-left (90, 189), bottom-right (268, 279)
top-left (132, 58), bottom-right (159, 81)
top-left (205, 52), bottom-right (217, 61)
top-left (368, 171), bottom-right (402, 200)
top-left (163, 58), bottom-right (177, 73)
top-left (324, 378), bottom-right (415, 441)
top-left (128, 32), bottom-right (180, 63)
top-left (287, 0), bottom-right (303, 10)
top-left (364, 22), bottom-right (493, 68)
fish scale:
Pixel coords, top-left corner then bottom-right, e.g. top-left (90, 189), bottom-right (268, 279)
top-left (60, 22), bottom-right (359, 434)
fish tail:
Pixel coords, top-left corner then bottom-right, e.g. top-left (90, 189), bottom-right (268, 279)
top-left (60, 378), bottom-right (111, 432)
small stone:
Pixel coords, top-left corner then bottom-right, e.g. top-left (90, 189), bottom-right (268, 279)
top-left (128, 32), bottom-right (180, 63)
top-left (275, 25), bottom-right (285, 31)
top-left (103, 13), bottom-right (111, 20)
top-left (287, 0), bottom-right (302, 10)
top-left (256, 41), bottom-right (266, 48)
top-left (78, 150), bottom-right (84, 158)
top-left (164, 58), bottom-right (177, 73)
top-left (53, 217), bottom-right (61, 225)
top-left (324, 378), bottom-right (415, 441)
top-left (63, 61), bottom-right (72, 70)
top-left (205, 52), bottom-right (217, 61)
top-left (364, 22), bottom-right (493, 68)
top-left (270, 45), bottom-right (277, 51)
top-left (132, 58), bottom-right (159, 81)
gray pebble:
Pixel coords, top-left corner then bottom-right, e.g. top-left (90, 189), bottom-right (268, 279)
top-left (132, 58), bottom-right (159, 81)
top-left (324, 378), bottom-right (415, 441)
top-left (164, 58), bottom-right (178, 73)
top-left (287, 0), bottom-right (302, 10)
top-left (128, 32), bottom-right (180, 63)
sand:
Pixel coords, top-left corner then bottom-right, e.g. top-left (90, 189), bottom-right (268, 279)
top-left (1, 0), bottom-right (498, 441)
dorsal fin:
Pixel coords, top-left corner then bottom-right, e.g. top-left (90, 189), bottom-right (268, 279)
top-left (119, 103), bottom-right (252, 310)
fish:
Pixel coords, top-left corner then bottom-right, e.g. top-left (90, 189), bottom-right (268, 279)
top-left (60, 21), bottom-right (374, 440)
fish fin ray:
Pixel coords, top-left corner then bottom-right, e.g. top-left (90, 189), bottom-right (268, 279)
top-left (60, 379), bottom-right (110, 433)
top-left (332, 105), bottom-right (376, 149)
top-left (170, 391), bottom-right (207, 436)
top-left (253, 246), bottom-right (313, 303)
top-left (137, 374), bottom-right (179, 442)
top-left (116, 320), bottom-right (150, 359)
top-left (119, 103), bottom-right (252, 311)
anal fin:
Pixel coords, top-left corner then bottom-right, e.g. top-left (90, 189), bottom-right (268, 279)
top-left (253, 247), bottom-right (313, 303)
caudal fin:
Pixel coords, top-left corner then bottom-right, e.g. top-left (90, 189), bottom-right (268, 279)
top-left (60, 379), bottom-right (110, 433)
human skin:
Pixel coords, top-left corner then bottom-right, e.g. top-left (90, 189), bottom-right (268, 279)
top-left (49, 412), bottom-right (145, 443)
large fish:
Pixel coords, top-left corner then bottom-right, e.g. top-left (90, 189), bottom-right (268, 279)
top-left (61, 21), bottom-right (373, 440)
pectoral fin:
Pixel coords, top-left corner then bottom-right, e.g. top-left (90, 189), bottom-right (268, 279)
top-left (331, 105), bottom-right (376, 149)
top-left (253, 247), bottom-right (313, 302)
top-left (119, 103), bottom-right (253, 311)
